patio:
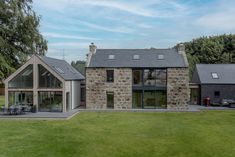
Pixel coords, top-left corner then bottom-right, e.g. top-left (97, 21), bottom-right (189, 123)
top-left (0, 108), bottom-right (79, 119)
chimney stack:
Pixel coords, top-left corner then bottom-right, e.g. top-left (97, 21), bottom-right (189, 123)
top-left (176, 43), bottom-right (189, 67)
top-left (177, 43), bottom-right (185, 54)
top-left (86, 43), bottom-right (97, 67)
top-left (89, 42), bottom-right (97, 54)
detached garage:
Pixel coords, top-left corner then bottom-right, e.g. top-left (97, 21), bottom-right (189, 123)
top-left (191, 64), bottom-right (235, 106)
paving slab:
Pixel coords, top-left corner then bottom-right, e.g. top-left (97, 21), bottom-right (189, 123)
top-left (0, 109), bottom-right (79, 120)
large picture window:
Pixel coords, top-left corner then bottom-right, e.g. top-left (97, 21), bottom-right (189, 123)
top-left (9, 65), bottom-right (33, 89)
top-left (156, 69), bottom-right (167, 86)
top-left (38, 91), bottom-right (63, 112)
top-left (8, 91), bottom-right (33, 106)
top-left (133, 68), bottom-right (167, 87)
top-left (143, 90), bottom-right (166, 109)
top-left (38, 65), bottom-right (62, 88)
top-left (144, 69), bottom-right (156, 86)
top-left (143, 91), bottom-right (156, 109)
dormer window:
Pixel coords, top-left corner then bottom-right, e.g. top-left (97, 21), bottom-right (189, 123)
top-left (133, 55), bottom-right (140, 60)
top-left (157, 54), bottom-right (164, 60)
top-left (108, 55), bottom-right (115, 60)
top-left (211, 72), bottom-right (219, 79)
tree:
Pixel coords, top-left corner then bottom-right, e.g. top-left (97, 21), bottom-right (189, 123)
top-left (0, 0), bottom-right (47, 81)
top-left (184, 34), bottom-right (235, 78)
top-left (71, 60), bottom-right (86, 75)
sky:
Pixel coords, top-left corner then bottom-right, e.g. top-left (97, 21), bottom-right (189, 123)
top-left (33, 0), bottom-right (235, 63)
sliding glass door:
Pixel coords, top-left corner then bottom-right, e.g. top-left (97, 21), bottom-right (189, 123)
top-left (38, 91), bottom-right (63, 112)
top-left (8, 91), bottom-right (33, 106)
top-left (132, 90), bottom-right (166, 109)
top-left (133, 91), bottom-right (142, 108)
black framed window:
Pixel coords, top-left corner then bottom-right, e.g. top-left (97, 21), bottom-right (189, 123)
top-left (133, 68), bottom-right (167, 87)
top-left (133, 70), bottom-right (142, 85)
top-left (156, 69), bottom-right (167, 86)
top-left (144, 69), bottom-right (156, 86)
top-left (214, 91), bottom-right (220, 97)
top-left (107, 92), bottom-right (114, 109)
top-left (106, 70), bottom-right (114, 82)
top-left (132, 90), bottom-right (142, 108)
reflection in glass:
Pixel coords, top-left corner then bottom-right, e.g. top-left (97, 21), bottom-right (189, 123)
top-left (107, 92), bottom-right (114, 108)
top-left (9, 65), bottom-right (33, 88)
top-left (144, 69), bottom-right (156, 86)
top-left (143, 91), bottom-right (156, 109)
top-left (8, 91), bottom-right (33, 106)
top-left (132, 91), bottom-right (142, 108)
top-left (38, 65), bottom-right (62, 88)
top-left (133, 70), bottom-right (142, 85)
top-left (106, 70), bottom-right (114, 82)
top-left (38, 91), bottom-right (63, 112)
top-left (142, 90), bottom-right (166, 109)
top-left (156, 69), bottom-right (167, 86)
top-left (155, 90), bottom-right (167, 108)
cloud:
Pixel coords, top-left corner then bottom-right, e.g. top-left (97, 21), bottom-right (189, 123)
top-left (75, 19), bottom-right (134, 34)
top-left (77, 0), bottom-right (156, 17)
top-left (49, 42), bottom-right (89, 48)
top-left (35, 0), bottom-right (188, 18)
top-left (137, 23), bottom-right (153, 29)
top-left (42, 32), bottom-right (100, 40)
top-left (195, 9), bottom-right (235, 31)
top-left (33, 0), bottom-right (235, 62)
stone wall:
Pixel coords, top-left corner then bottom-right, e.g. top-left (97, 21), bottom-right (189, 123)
top-left (86, 68), bottom-right (132, 109)
top-left (167, 68), bottom-right (190, 110)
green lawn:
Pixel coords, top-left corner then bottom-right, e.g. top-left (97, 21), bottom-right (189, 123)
top-left (0, 111), bottom-right (235, 157)
top-left (0, 95), bottom-right (4, 107)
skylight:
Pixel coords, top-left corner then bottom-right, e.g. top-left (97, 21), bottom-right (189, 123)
top-left (108, 55), bottom-right (115, 60)
top-left (133, 55), bottom-right (140, 60)
top-left (211, 72), bottom-right (219, 79)
top-left (55, 67), bottom-right (64, 74)
top-left (158, 54), bottom-right (164, 60)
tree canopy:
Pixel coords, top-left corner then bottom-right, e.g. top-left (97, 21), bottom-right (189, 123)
top-left (71, 60), bottom-right (86, 75)
top-left (0, 0), bottom-right (47, 81)
top-left (184, 34), bottom-right (235, 78)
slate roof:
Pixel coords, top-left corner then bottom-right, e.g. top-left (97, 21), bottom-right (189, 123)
top-left (193, 64), bottom-right (235, 84)
top-left (40, 56), bottom-right (85, 81)
top-left (87, 49), bottom-right (187, 68)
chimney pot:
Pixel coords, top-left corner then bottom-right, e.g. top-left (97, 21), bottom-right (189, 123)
top-left (177, 43), bottom-right (185, 53)
top-left (89, 42), bottom-right (97, 54)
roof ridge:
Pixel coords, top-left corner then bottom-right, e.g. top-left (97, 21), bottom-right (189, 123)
top-left (197, 64), bottom-right (235, 65)
top-left (42, 56), bottom-right (65, 62)
top-left (97, 48), bottom-right (172, 50)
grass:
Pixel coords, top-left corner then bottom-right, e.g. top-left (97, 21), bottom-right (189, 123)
top-left (0, 111), bottom-right (234, 157)
top-left (0, 95), bottom-right (4, 107)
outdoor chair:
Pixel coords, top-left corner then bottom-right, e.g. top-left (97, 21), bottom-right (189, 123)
top-left (9, 106), bottom-right (15, 115)
top-left (1, 106), bottom-right (8, 114)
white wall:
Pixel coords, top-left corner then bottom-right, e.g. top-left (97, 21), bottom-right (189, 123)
top-left (71, 81), bottom-right (81, 109)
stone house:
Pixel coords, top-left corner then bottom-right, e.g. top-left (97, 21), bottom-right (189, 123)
top-left (4, 55), bottom-right (85, 112)
top-left (191, 64), bottom-right (235, 105)
top-left (86, 43), bottom-right (190, 110)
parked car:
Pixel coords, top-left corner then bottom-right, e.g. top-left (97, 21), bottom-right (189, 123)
top-left (221, 99), bottom-right (235, 108)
